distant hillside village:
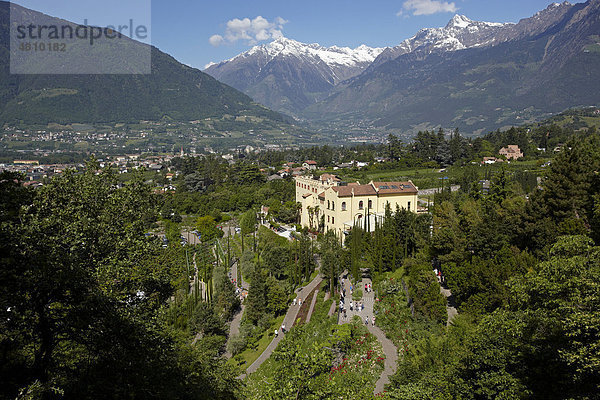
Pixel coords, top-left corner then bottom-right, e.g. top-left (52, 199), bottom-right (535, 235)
top-left (0, 142), bottom-right (536, 192)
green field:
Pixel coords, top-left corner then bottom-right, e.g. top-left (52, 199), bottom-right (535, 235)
top-left (335, 160), bottom-right (546, 190)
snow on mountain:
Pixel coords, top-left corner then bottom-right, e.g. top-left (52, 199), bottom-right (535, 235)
top-left (210, 37), bottom-right (384, 81)
top-left (203, 37), bottom-right (386, 114)
top-left (203, 3), bottom-right (581, 117)
top-left (371, 14), bottom-right (513, 69)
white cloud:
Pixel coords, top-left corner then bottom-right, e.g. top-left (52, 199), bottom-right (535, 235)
top-left (400, 0), bottom-right (458, 16)
top-left (209, 35), bottom-right (224, 46)
top-left (209, 16), bottom-right (288, 47)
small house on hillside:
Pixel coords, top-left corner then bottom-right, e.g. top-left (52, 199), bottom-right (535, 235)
top-left (302, 160), bottom-right (317, 170)
top-left (482, 157), bottom-right (503, 164)
top-left (499, 145), bottom-right (523, 160)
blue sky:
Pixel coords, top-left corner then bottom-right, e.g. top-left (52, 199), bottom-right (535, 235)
top-left (12, 0), bottom-right (584, 70)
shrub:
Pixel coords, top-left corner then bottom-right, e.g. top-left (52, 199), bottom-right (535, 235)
top-left (227, 334), bottom-right (247, 356)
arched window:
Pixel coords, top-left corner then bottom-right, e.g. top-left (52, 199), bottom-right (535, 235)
top-left (327, 200), bottom-right (330, 209)
top-left (341, 202), bottom-right (346, 211)
top-left (368, 199), bottom-right (373, 209)
top-left (359, 200), bottom-right (364, 210)
top-left (331, 202), bottom-right (335, 211)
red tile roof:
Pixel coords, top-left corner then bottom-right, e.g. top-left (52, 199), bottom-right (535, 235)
top-left (372, 181), bottom-right (418, 194)
top-left (330, 181), bottom-right (417, 197)
top-left (332, 185), bottom-right (377, 197)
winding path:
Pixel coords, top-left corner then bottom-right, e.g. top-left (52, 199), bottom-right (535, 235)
top-left (243, 272), bottom-right (323, 376)
top-left (338, 273), bottom-right (399, 395)
top-left (224, 257), bottom-right (249, 358)
top-left (440, 283), bottom-right (458, 326)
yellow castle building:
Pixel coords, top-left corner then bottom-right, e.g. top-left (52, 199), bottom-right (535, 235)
top-left (295, 174), bottom-right (419, 236)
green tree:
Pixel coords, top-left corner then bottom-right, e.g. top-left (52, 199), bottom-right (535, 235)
top-left (320, 230), bottom-right (342, 295)
top-left (0, 164), bottom-right (239, 399)
top-left (266, 277), bottom-right (288, 316)
top-left (240, 209), bottom-right (257, 252)
top-left (245, 267), bottom-right (268, 324)
top-left (196, 215), bottom-right (224, 243)
top-left (262, 245), bottom-right (289, 279)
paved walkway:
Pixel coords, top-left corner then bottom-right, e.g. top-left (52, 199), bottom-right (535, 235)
top-left (225, 257), bottom-right (249, 358)
top-left (338, 273), bottom-right (398, 395)
top-left (440, 283), bottom-right (458, 326)
top-left (243, 273), bottom-right (323, 376)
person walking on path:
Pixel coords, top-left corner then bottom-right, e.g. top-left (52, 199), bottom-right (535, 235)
top-left (372, 316), bottom-right (376, 327)
top-left (274, 329), bottom-right (278, 338)
top-left (281, 323), bottom-right (286, 334)
top-left (365, 316), bottom-right (369, 325)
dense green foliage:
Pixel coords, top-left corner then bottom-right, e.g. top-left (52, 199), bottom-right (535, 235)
top-left (167, 155), bottom-right (296, 217)
top-left (366, 134), bottom-right (600, 399)
top-left (245, 290), bottom-right (384, 399)
top-left (0, 164), bottom-right (239, 399)
top-left (387, 236), bottom-right (600, 399)
top-left (3, 130), bottom-right (600, 399)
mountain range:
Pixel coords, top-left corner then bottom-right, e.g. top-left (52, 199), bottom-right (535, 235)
top-left (205, 38), bottom-right (384, 116)
top-left (0, 2), bottom-right (290, 128)
top-left (206, 1), bottom-right (600, 135)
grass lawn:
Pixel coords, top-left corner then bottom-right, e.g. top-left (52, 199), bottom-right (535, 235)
top-left (230, 314), bottom-right (285, 370)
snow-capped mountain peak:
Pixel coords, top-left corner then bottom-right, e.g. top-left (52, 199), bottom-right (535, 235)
top-left (370, 14), bottom-right (514, 69)
top-left (446, 14), bottom-right (473, 29)
top-left (204, 37), bottom-right (387, 114)
top-left (235, 36), bottom-right (385, 69)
